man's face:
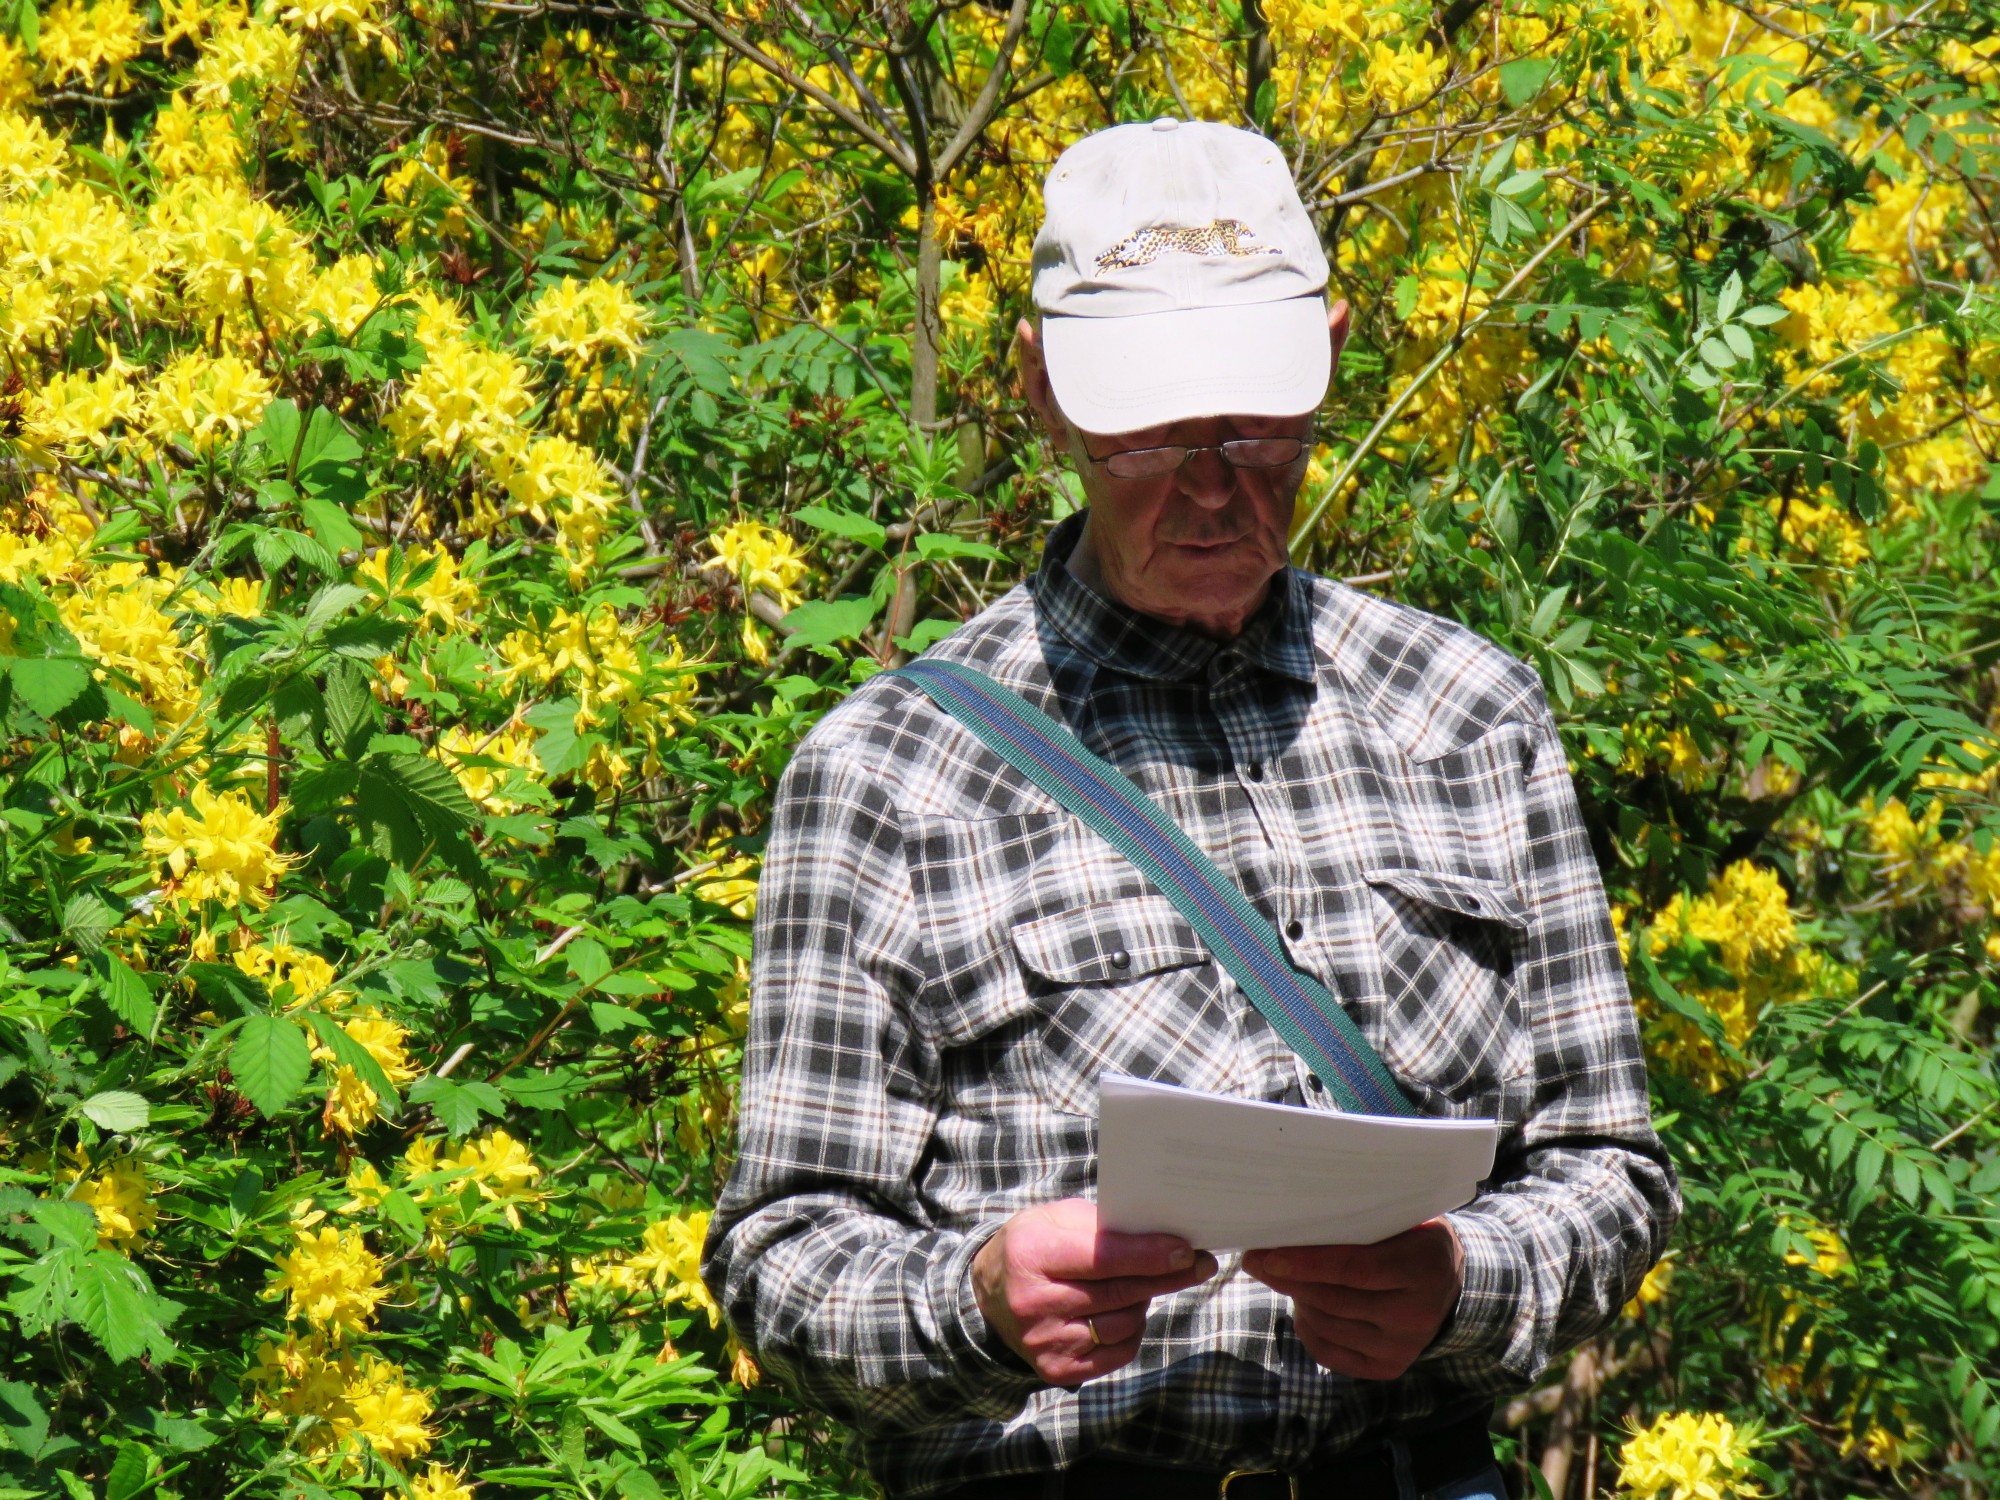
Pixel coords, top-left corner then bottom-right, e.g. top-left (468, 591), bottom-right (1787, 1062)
top-left (1018, 303), bottom-right (1348, 641)
top-left (1062, 412), bottom-right (1312, 632)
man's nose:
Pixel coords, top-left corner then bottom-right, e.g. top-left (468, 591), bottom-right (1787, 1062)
top-left (1175, 447), bottom-right (1238, 509)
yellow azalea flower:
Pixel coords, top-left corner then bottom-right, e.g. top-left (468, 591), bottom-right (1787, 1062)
top-left (141, 784), bottom-right (300, 909)
top-left (302, 252), bottom-right (390, 336)
top-left (145, 91), bottom-right (241, 181)
top-left (436, 723), bottom-right (543, 813)
top-left (1624, 1255), bottom-right (1674, 1318)
top-left (451, 1128), bottom-right (545, 1228)
top-left (708, 518), bottom-right (808, 612)
top-left (144, 350), bottom-right (275, 452)
top-left (343, 1353), bottom-right (435, 1464)
top-left (312, 1012), bottom-right (419, 1134)
top-left (355, 545), bottom-right (480, 630)
top-left (0, 108), bottom-right (67, 196)
top-left (269, 1226), bottom-right (389, 1336)
top-left (522, 275), bottom-right (653, 361)
top-left (577, 1209), bottom-right (722, 1326)
top-left (233, 937), bottom-right (345, 1007)
top-left (1618, 1411), bottom-right (1762, 1500)
top-left (149, 177), bottom-right (315, 329)
top-left (188, 9), bottom-right (303, 106)
top-left (282, 0), bottom-right (398, 55)
top-left (408, 1463), bottom-right (477, 1500)
top-left (55, 1149), bottom-right (157, 1253)
top-left (385, 335), bottom-right (536, 461)
top-left (36, 0), bottom-right (148, 91)
top-left (59, 560), bottom-right (202, 728)
top-left (24, 365), bottom-right (137, 453)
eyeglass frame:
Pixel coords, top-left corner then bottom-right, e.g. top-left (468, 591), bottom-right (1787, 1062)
top-left (1077, 435), bottom-right (1309, 481)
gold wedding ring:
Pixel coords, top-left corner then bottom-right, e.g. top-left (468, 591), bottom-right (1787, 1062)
top-left (1087, 1316), bottom-right (1102, 1347)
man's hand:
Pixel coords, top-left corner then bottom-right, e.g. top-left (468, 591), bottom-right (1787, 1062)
top-left (972, 1198), bottom-right (1219, 1385)
top-left (1240, 1218), bottom-right (1464, 1381)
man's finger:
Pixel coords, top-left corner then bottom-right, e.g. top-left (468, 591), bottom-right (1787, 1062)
top-left (1248, 1274), bottom-right (1399, 1326)
top-left (1244, 1230), bottom-right (1443, 1290)
top-left (1043, 1229), bottom-right (1205, 1282)
top-left (1039, 1258), bottom-right (1219, 1318)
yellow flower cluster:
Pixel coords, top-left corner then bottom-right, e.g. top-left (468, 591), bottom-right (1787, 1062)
top-left (437, 723), bottom-right (544, 813)
top-left (348, 1128), bottom-right (549, 1248)
top-left (708, 519), bottom-right (810, 661)
top-left (141, 784), bottom-right (299, 909)
top-left (573, 1209), bottom-right (721, 1327)
top-left (523, 276), bottom-right (653, 362)
top-left (250, 1332), bottom-right (436, 1467)
top-left (1617, 1411), bottom-right (1762, 1500)
top-left (313, 1013), bottom-right (421, 1134)
top-left (55, 1148), bottom-right (157, 1253)
top-left (1642, 862), bottom-right (1845, 1090)
top-left (233, 935), bottom-right (346, 1007)
top-left (270, 1225), bottom-right (389, 1336)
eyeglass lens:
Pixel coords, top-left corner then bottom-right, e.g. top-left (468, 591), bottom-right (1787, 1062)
top-left (1100, 437), bottom-right (1306, 480)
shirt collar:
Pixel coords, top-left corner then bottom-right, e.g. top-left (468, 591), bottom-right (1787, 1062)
top-left (1029, 511), bottom-right (1319, 686)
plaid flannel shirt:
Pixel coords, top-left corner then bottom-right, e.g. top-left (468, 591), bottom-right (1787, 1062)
top-left (703, 512), bottom-right (1678, 1497)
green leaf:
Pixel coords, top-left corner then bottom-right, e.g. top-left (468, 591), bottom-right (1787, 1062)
top-left (5, 656), bottom-right (92, 718)
top-left (354, 750), bottom-right (480, 878)
top-left (1715, 270), bottom-right (1743, 321)
top-left (63, 1250), bottom-right (181, 1364)
top-left (323, 616), bottom-right (408, 658)
top-left (94, 952), bottom-right (159, 1033)
top-left (793, 504), bottom-right (886, 550)
top-left (1698, 336), bottom-right (1736, 369)
top-left (1739, 303), bottom-right (1790, 325)
top-left (230, 1015), bottom-right (313, 1118)
top-left (914, 533), bottom-right (1008, 564)
top-left (895, 618), bottom-right (960, 655)
top-left (78, 1091), bottom-right (149, 1134)
top-left (779, 596), bottom-right (880, 653)
top-left (0, 1381), bottom-right (55, 1461)
top-left (1394, 274), bottom-right (1421, 321)
top-left (408, 1077), bottom-right (505, 1137)
top-left (1720, 323), bottom-right (1755, 362)
top-left (104, 1441), bottom-right (151, 1500)
top-left (60, 892), bottom-right (118, 954)
top-left (299, 496), bottom-right (364, 554)
top-left (1497, 57), bottom-right (1552, 107)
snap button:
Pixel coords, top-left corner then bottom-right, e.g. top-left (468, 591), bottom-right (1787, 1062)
top-left (1245, 762), bottom-right (1264, 782)
top-left (1305, 1075), bottom-right (1325, 1093)
top-left (1109, 949), bottom-right (1131, 970)
top-left (1152, 116), bottom-right (1180, 131)
top-left (1464, 896), bottom-right (1480, 911)
top-left (1285, 920), bottom-right (1304, 941)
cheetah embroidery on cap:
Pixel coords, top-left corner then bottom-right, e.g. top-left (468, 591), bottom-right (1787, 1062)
top-left (1094, 218), bottom-right (1282, 273)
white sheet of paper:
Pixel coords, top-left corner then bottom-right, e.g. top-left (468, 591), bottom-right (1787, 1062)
top-left (1096, 1073), bottom-right (1500, 1253)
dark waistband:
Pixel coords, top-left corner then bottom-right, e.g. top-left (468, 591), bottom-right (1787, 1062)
top-left (919, 1408), bottom-right (1498, 1500)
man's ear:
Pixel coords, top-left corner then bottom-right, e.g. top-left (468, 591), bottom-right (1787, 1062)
top-left (1016, 317), bottom-right (1065, 442)
top-left (1328, 297), bottom-right (1352, 376)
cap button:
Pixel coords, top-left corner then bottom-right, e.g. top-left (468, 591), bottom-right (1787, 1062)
top-left (1152, 117), bottom-right (1179, 131)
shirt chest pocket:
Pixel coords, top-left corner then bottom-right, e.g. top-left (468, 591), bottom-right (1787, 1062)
top-left (1363, 866), bottom-right (1534, 1118)
top-left (1007, 893), bottom-right (1243, 1118)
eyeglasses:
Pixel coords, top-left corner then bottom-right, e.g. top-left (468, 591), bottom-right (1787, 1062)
top-left (1080, 436), bottom-right (1307, 481)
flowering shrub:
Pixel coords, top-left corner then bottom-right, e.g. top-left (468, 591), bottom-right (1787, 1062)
top-left (1, 0), bottom-right (1997, 1497)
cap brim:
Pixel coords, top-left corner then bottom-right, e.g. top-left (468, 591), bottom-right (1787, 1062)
top-left (1040, 294), bottom-right (1330, 435)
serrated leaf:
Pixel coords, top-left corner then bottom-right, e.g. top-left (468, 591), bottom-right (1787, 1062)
top-left (1698, 336), bottom-right (1736, 368)
top-left (323, 616), bottom-right (408, 659)
top-left (354, 751), bottom-right (479, 878)
top-left (79, 1091), bottom-right (149, 1134)
top-left (299, 496), bottom-right (364, 554)
top-left (408, 1076), bottom-right (505, 1137)
top-left (60, 892), bottom-right (118, 954)
top-left (6, 657), bottom-right (92, 718)
top-left (230, 1015), bottom-right (313, 1118)
top-left (63, 1250), bottom-right (180, 1364)
top-left (1721, 323), bottom-right (1754, 362)
top-left (1739, 303), bottom-right (1790, 325)
top-left (1497, 57), bottom-right (1552, 107)
top-left (94, 952), bottom-right (158, 1033)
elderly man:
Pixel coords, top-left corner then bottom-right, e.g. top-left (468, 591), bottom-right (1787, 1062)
top-left (703, 120), bottom-right (1678, 1499)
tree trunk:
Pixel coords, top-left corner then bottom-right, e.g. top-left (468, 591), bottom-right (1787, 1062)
top-left (911, 184), bottom-right (943, 431)
top-left (1243, 0), bottom-right (1274, 129)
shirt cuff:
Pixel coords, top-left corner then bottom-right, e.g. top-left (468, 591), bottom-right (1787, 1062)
top-left (1424, 1207), bottom-right (1526, 1361)
top-left (934, 1221), bottom-right (1039, 1382)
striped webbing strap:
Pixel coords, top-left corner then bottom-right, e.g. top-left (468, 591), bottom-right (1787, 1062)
top-left (896, 657), bottom-right (1416, 1118)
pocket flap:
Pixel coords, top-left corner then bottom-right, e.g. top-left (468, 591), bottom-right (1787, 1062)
top-left (1364, 866), bottom-right (1529, 933)
top-left (1011, 893), bottom-right (1210, 984)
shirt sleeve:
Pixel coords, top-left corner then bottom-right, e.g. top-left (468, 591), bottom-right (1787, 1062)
top-left (1421, 699), bottom-right (1680, 1383)
top-left (700, 734), bottom-right (1043, 1435)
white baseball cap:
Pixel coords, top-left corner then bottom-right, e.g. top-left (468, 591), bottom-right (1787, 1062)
top-left (1031, 118), bottom-right (1331, 435)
